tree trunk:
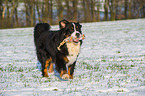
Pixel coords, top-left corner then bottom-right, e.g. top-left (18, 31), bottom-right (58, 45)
top-left (0, 0), bottom-right (3, 28)
top-left (56, 0), bottom-right (63, 22)
top-left (109, 0), bottom-right (116, 21)
top-left (2, 7), bottom-right (6, 19)
top-left (42, 0), bottom-right (49, 23)
top-left (86, 0), bottom-right (91, 22)
top-left (97, 0), bottom-right (100, 22)
top-left (36, 0), bottom-right (41, 23)
top-left (24, 1), bottom-right (29, 26)
top-left (65, 0), bottom-right (71, 20)
top-left (49, 0), bottom-right (53, 24)
top-left (82, 0), bottom-right (86, 22)
top-left (29, 3), bottom-right (34, 26)
top-left (104, 0), bottom-right (109, 21)
top-left (6, 0), bottom-right (10, 27)
top-left (33, 1), bottom-right (36, 26)
top-left (124, 0), bottom-right (128, 19)
top-left (15, 0), bottom-right (19, 27)
top-left (72, 0), bottom-right (78, 21)
top-left (91, 0), bottom-right (96, 22)
top-left (97, 6), bottom-right (100, 22)
top-left (115, 0), bottom-right (118, 20)
top-left (143, 6), bottom-right (145, 18)
top-left (10, 0), bottom-right (16, 28)
top-left (128, 0), bottom-right (132, 19)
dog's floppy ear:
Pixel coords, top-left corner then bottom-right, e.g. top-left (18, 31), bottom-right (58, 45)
top-left (59, 19), bottom-right (69, 29)
top-left (79, 24), bottom-right (82, 28)
top-left (76, 22), bottom-right (82, 28)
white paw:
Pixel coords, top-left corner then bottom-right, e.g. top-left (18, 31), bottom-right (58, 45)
top-left (62, 74), bottom-right (70, 80)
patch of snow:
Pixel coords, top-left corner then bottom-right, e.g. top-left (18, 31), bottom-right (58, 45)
top-left (0, 19), bottom-right (145, 96)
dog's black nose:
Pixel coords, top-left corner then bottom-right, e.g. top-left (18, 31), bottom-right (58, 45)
top-left (76, 33), bottom-right (80, 38)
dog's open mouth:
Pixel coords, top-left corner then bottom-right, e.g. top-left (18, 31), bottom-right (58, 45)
top-left (57, 34), bottom-right (85, 51)
top-left (65, 34), bottom-right (85, 43)
top-left (73, 37), bottom-right (81, 43)
top-left (73, 39), bottom-right (79, 43)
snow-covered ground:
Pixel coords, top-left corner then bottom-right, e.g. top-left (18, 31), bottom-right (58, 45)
top-left (0, 19), bottom-right (145, 96)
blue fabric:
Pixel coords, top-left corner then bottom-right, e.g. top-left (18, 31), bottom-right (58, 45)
top-left (36, 61), bottom-right (42, 71)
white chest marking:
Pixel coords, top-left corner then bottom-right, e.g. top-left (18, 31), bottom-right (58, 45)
top-left (66, 42), bottom-right (80, 66)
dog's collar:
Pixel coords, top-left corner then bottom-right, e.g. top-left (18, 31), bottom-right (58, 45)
top-left (57, 34), bottom-right (85, 51)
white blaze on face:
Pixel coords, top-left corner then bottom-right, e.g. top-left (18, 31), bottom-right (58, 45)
top-left (71, 23), bottom-right (80, 39)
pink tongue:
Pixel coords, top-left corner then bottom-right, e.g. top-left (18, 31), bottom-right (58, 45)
top-left (65, 34), bottom-right (85, 43)
top-left (74, 39), bottom-right (79, 42)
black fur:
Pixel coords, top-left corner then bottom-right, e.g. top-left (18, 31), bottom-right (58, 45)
top-left (34, 19), bottom-right (83, 79)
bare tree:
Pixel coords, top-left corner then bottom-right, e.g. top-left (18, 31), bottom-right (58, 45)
top-left (109, 0), bottom-right (116, 21)
top-left (35, 0), bottom-right (41, 23)
top-left (128, 0), bottom-right (132, 19)
top-left (91, 0), bottom-right (96, 21)
top-left (1, 0), bottom-right (145, 28)
top-left (138, 0), bottom-right (145, 18)
top-left (72, 0), bottom-right (78, 21)
top-left (65, 0), bottom-right (71, 20)
top-left (82, 0), bottom-right (91, 22)
top-left (56, 0), bottom-right (64, 22)
top-left (124, 0), bottom-right (128, 19)
top-left (14, 0), bottom-right (19, 27)
top-left (0, 0), bottom-right (5, 28)
top-left (42, 0), bottom-right (49, 23)
top-left (104, 0), bottom-right (109, 21)
top-left (49, 0), bottom-right (53, 24)
top-left (24, 0), bottom-right (30, 26)
top-left (96, 0), bottom-right (100, 22)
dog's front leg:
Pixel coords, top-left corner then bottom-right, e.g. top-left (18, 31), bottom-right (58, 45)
top-left (60, 70), bottom-right (70, 80)
top-left (68, 61), bottom-right (76, 79)
top-left (55, 58), bottom-right (70, 80)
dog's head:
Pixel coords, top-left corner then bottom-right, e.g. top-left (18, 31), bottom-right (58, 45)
top-left (59, 19), bottom-right (82, 39)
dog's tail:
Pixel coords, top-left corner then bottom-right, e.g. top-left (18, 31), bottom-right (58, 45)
top-left (34, 23), bottom-right (50, 46)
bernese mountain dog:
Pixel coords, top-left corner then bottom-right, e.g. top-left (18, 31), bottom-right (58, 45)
top-left (34, 19), bottom-right (84, 80)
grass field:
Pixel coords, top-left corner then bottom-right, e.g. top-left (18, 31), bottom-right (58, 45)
top-left (0, 19), bottom-right (145, 96)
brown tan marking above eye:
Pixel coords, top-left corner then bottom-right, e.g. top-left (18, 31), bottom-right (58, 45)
top-left (72, 27), bottom-right (74, 29)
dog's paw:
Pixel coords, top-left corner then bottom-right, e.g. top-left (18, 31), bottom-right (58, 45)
top-left (43, 73), bottom-right (49, 77)
top-left (61, 74), bottom-right (70, 80)
top-left (48, 70), bottom-right (54, 73)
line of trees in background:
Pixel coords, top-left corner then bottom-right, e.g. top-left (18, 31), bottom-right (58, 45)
top-left (0, 0), bottom-right (145, 29)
